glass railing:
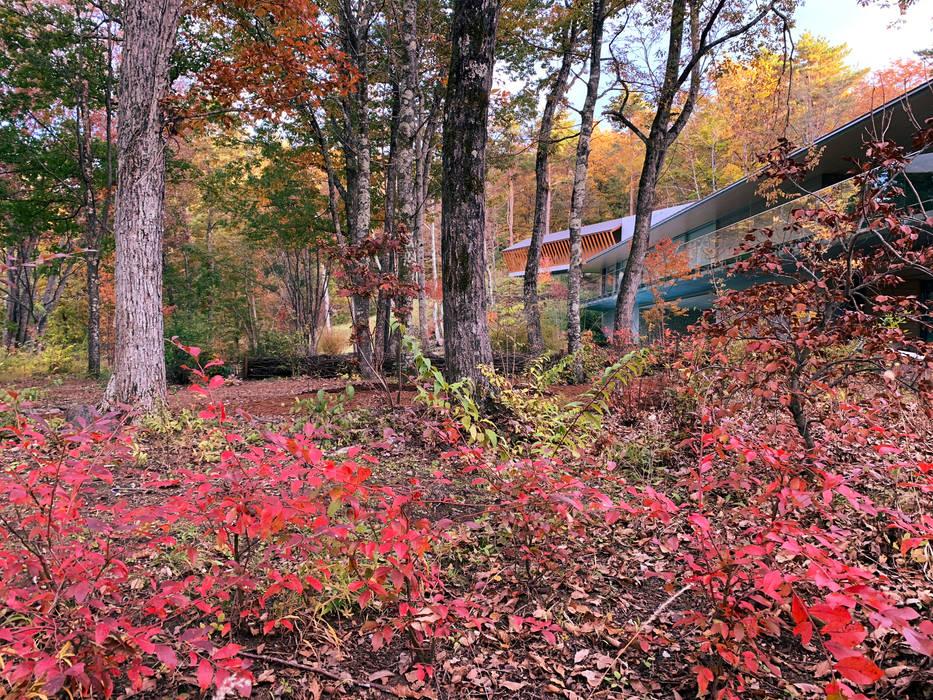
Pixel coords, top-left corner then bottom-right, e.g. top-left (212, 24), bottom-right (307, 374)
top-left (678, 177), bottom-right (861, 270)
top-left (581, 273), bottom-right (604, 302)
top-left (582, 176), bottom-right (861, 304)
top-left (582, 163), bottom-right (933, 306)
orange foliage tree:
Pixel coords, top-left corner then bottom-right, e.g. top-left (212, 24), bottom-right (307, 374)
top-left (640, 237), bottom-right (697, 342)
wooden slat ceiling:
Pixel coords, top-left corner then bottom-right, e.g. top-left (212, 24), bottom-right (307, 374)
top-left (503, 227), bottom-right (621, 274)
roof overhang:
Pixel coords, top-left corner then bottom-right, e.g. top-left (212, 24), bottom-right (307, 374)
top-left (582, 80), bottom-right (933, 273)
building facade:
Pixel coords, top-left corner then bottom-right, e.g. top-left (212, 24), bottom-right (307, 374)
top-left (503, 81), bottom-right (933, 338)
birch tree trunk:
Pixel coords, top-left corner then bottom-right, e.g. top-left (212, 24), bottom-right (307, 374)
top-left (415, 91), bottom-right (441, 348)
top-left (414, 152), bottom-right (433, 347)
top-left (441, 0), bottom-right (500, 384)
top-left (567, 0), bottom-right (606, 382)
top-left (430, 214), bottom-right (442, 344)
top-left (375, 84), bottom-right (400, 368)
top-left (102, 0), bottom-right (183, 410)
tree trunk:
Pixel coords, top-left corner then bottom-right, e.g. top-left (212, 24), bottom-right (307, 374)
top-left (375, 83), bottom-right (400, 369)
top-left (613, 0), bottom-right (719, 336)
top-left (86, 251), bottom-right (101, 376)
top-left (441, 0), bottom-right (500, 384)
top-left (430, 213), bottom-right (442, 345)
top-left (102, 0), bottom-right (183, 410)
top-left (415, 95), bottom-right (440, 349)
top-left (75, 57), bottom-right (109, 378)
top-left (415, 160), bottom-right (432, 347)
top-left (524, 22), bottom-right (577, 355)
top-left (614, 143), bottom-right (665, 339)
top-left (339, 0), bottom-right (376, 378)
top-left (567, 0), bottom-right (606, 382)
top-left (395, 0), bottom-right (419, 329)
top-left (507, 169), bottom-right (514, 246)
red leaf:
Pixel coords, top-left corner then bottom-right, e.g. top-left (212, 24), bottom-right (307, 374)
top-left (213, 644), bottom-right (240, 660)
top-left (791, 594), bottom-right (808, 624)
top-left (688, 513), bottom-right (711, 533)
top-left (793, 621), bottom-right (813, 646)
top-left (810, 604), bottom-right (851, 628)
top-left (156, 645), bottom-right (178, 668)
top-left (903, 627), bottom-right (933, 657)
top-left (694, 665), bottom-right (714, 695)
top-left (760, 569), bottom-right (783, 600)
top-left (829, 625), bottom-right (867, 647)
top-left (209, 375), bottom-right (225, 389)
top-left (835, 656), bottom-right (882, 685)
top-left (94, 622), bottom-right (111, 645)
top-left (197, 658), bottom-right (214, 690)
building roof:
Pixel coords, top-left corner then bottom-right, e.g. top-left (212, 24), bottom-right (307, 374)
top-left (502, 203), bottom-right (692, 253)
top-left (582, 78), bottom-right (933, 273)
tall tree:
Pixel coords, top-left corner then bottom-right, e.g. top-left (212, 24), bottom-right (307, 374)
top-left (102, 0), bottom-right (184, 410)
top-left (441, 0), bottom-right (501, 383)
top-left (566, 0), bottom-right (606, 381)
top-left (523, 10), bottom-right (580, 355)
top-left (610, 0), bottom-right (793, 337)
top-left (394, 0), bottom-right (419, 329)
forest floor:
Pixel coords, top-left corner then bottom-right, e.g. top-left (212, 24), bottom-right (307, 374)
top-left (14, 375), bottom-right (594, 420)
top-left (3, 370), bottom-right (932, 699)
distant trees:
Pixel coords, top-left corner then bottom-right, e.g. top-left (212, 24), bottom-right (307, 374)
top-left (197, 0), bottom-right (448, 376)
top-left (0, 0), bottom-right (115, 374)
top-left (2, 0), bottom-right (927, 400)
top-left (221, 139), bottom-right (334, 353)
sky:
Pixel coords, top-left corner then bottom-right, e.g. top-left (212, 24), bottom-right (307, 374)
top-left (796, 0), bottom-right (932, 70)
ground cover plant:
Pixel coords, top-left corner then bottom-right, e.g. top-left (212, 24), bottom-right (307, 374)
top-left (1, 311), bottom-right (931, 698)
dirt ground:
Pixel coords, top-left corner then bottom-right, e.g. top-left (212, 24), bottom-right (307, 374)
top-left (8, 376), bottom-right (407, 420)
top-left (9, 375), bottom-right (594, 421)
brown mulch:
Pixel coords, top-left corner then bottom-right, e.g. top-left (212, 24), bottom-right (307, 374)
top-left (11, 374), bottom-right (596, 422)
top-left (7, 376), bottom-right (420, 421)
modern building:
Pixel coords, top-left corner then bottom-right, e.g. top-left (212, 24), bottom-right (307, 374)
top-left (502, 80), bottom-right (933, 337)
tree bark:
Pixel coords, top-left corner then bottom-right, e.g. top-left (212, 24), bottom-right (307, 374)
top-left (614, 139), bottom-right (667, 339)
top-left (507, 169), bottom-right (514, 246)
top-left (338, 0), bottom-right (377, 378)
top-left (395, 0), bottom-right (419, 325)
top-left (441, 0), bottom-right (500, 384)
top-left (76, 71), bottom-right (110, 377)
top-left (430, 212), bottom-right (442, 344)
top-left (567, 0), bottom-right (606, 382)
top-left (415, 88), bottom-right (441, 348)
top-left (102, 0), bottom-right (183, 410)
top-left (86, 252), bottom-right (101, 375)
top-left (375, 83), bottom-right (400, 368)
top-left (414, 143), bottom-right (434, 347)
top-left (524, 21), bottom-right (577, 355)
